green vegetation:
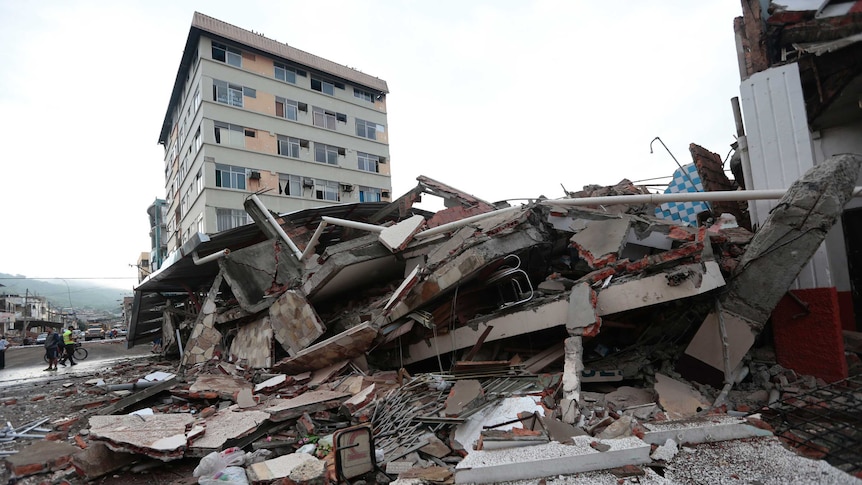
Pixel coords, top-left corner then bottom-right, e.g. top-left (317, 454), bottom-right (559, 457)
top-left (0, 272), bottom-right (132, 313)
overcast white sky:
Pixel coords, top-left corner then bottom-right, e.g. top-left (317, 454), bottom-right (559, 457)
top-left (0, 1), bottom-right (744, 290)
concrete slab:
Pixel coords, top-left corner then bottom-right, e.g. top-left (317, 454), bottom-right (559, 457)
top-left (271, 322), bottom-right (377, 374)
top-left (567, 282), bottom-right (599, 336)
top-left (453, 396), bottom-right (544, 452)
top-left (254, 374), bottom-right (287, 393)
top-left (680, 309), bottom-right (755, 386)
top-left (4, 440), bottom-right (81, 478)
top-left (247, 452), bottom-right (318, 482)
top-left (189, 408), bottom-right (269, 452)
top-left (88, 414), bottom-right (196, 461)
top-left (596, 261), bottom-right (725, 316)
top-left (454, 436), bottom-right (651, 484)
top-left (220, 239), bottom-right (303, 313)
top-left (379, 214), bottom-right (426, 252)
top-left (654, 373), bottom-right (711, 420)
top-left (70, 442), bottom-right (138, 480)
top-left (189, 374), bottom-right (253, 401)
top-left (229, 316), bottom-right (273, 369)
top-left (264, 389), bottom-right (350, 422)
top-left (445, 380), bottom-right (484, 417)
top-left (569, 217), bottom-right (631, 269)
top-left (642, 415), bottom-right (773, 445)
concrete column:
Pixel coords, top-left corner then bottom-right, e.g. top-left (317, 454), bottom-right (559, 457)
top-left (560, 336), bottom-right (583, 424)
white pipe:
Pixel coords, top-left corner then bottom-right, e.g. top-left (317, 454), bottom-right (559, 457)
top-left (321, 216), bottom-right (384, 233)
top-left (541, 186), bottom-right (862, 207)
top-left (192, 249), bottom-right (230, 265)
top-left (414, 205), bottom-right (522, 239)
top-left (300, 221), bottom-right (329, 261)
top-left (249, 194), bottom-right (304, 260)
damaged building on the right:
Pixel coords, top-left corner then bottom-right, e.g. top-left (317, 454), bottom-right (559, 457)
top-left (731, 0), bottom-right (862, 383)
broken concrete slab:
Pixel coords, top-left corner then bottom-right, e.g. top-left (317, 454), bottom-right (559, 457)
top-left (4, 440), bottom-right (81, 478)
top-left (247, 452), bottom-right (318, 483)
top-left (678, 309), bottom-right (756, 387)
top-left (654, 373), bottom-right (711, 420)
top-left (269, 290), bottom-right (327, 356)
top-left (254, 374), bottom-right (288, 393)
top-left (567, 282), bottom-right (600, 336)
top-left (445, 380), bottom-right (484, 417)
top-left (453, 396), bottom-right (545, 452)
top-left (379, 214), bottom-right (426, 252)
top-left (454, 436), bottom-right (651, 484)
top-left (189, 375), bottom-right (253, 402)
top-left (264, 389), bottom-right (350, 422)
top-left (642, 415), bottom-right (773, 446)
top-left (271, 322), bottom-right (378, 374)
top-left (188, 408), bottom-right (269, 454)
top-left (70, 442), bottom-right (138, 480)
top-left (88, 414), bottom-right (196, 461)
top-left (595, 261), bottom-right (725, 316)
top-left (220, 239), bottom-right (304, 314)
top-left (569, 217), bottom-right (632, 269)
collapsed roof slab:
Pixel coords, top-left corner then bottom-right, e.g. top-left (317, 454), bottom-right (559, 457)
top-left (269, 290), bottom-right (326, 356)
top-left (220, 240), bottom-right (304, 314)
top-left (302, 237), bottom-right (403, 302)
top-left (569, 217), bottom-right (632, 269)
top-left (379, 214), bottom-right (426, 252)
top-left (187, 408), bottom-right (270, 455)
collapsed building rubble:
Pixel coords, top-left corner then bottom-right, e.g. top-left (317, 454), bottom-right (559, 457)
top-left (4, 154), bottom-right (862, 484)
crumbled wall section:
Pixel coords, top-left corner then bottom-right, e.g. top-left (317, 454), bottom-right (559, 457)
top-left (689, 143), bottom-right (751, 230)
top-left (269, 290), bottom-right (326, 356)
top-left (181, 272), bottom-right (225, 368)
top-left (229, 316), bottom-right (274, 368)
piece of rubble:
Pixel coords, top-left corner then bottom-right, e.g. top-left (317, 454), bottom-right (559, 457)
top-left (289, 456), bottom-right (327, 484)
top-left (398, 465), bottom-right (454, 483)
top-left (641, 415), bottom-right (773, 445)
top-left (445, 380), bottom-right (484, 417)
top-left (270, 290), bottom-right (327, 357)
top-left (264, 389), bottom-right (350, 422)
top-left (70, 442), bottom-right (138, 480)
top-left (272, 322), bottom-right (377, 374)
top-left (188, 408), bottom-right (269, 455)
top-left (190, 374), bottom-right (253, 402)
top-left (453, 396), bottom-right (544, 452)
top-left (247, 451), bottom-right (318, 482)
top-left (596, 415), bottom-right (634, 439)
top-left (254, 374), bottom-right (288, 393)
top-left (650, 438), bottom-right (679, 462)
top-left (87, 414), bottom-right (196, 461)
top-left (569, 217), bottom-right (632, 269)
top-left (3, 440), bottom-right (80, 478)
top-left (654, 373), bottom-right (711, 420)
top-left (454, 436), bottom-right (651, 484)
top-left (379, 214), bottom-right (426, 252)
top-left (229, 316), bottom-right (274, 368)
top-left (480, 428), bottom-right (549, 450)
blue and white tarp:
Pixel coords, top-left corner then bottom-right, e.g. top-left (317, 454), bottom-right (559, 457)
top-left (655, 163), bottom-right (709, 226)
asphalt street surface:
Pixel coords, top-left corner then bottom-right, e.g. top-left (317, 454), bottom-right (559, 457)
top-left (0, 339), bottom-right (153, 387)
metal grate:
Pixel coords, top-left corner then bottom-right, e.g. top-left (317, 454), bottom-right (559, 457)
top-left (761, 374), bottom-right (862, 475)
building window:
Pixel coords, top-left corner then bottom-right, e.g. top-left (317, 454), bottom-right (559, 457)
top-left (279, 173), bottom-right (302, 197)
top-left (354, 88), bottom-right (374, 102)
top-left (213, 80), bottom-right (243, 107)
top-left (357, 152), bottom-right (379, 173)
top-left (356, 119), bottom-right (382, 140)
top-left (359, 186), bottom-right (382, 202)
top-left (215, 164), bottom-right (247, 190)
top-left (214, 122), bottom-right (245, 148)
top-left (216, 208), bottom-right (249, 232)
top-left (276, 97), bottom-right (299, 121)
top-left (212, 42), bottom-right (241, 67)
top-left (312, 107), bottom-right (337, 130)
top-left (193, 127), bottom-right (202, 154)
top-left (314, 179), bottom-right (340, 202)
top-left (193, 87), bottom-right (201, 110)
top-left (277, 135), bottom-right (300, 158)
top-left (195, 169), bottom-right (203, 195)
top-left (311, 77), bottom-right (334, 95)
top-left (314, 143), bottom-right (340, 165)
top-left (196, 214), bottom-right (204, 234)
top-left (274, 63), bottom-right (298, 84)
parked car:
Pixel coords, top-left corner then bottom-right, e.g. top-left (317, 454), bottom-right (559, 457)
top-left (35, 333), bottom-right (48, 345)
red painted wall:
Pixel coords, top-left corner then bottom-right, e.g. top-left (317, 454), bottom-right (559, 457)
top-left (772, 288), bottom-right (848, 383)
top-left (837, 291), bottom-right (856, 332)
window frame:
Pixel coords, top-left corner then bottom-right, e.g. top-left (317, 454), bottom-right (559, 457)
top-left (314, 143), bottom-right (340, 165)
top-left (356, 119), bottom-right (380, 140)
top-left (212, 42), bottom-right (242, 67)
top-left (277, 135), bottom-right (300, 158)
top-left (214, 164), bottom-right (247, 190)
top-left (276, 96), bottom-right (299, 121)
top-left (314, 179), bottom-right (340, 202)
top-left (357, 152), bottom-right (380, 173)
top-left (278, 173), bottom-right (302, 197)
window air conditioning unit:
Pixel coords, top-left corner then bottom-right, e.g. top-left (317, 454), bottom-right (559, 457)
top-left (302, 178), bottom-right (315, 188)
top-left (249, 171), bottom-right (261, 180)
top-left (382, 190), bottom-right (391, 198)
top-left (340, 184), bottom-right (354, 192)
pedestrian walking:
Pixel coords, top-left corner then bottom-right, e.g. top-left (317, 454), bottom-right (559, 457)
top-left (59, 326), bottom-right (77, 367)
top-left (43, 327), bottom-right (62, 371)
top-left (0, 335), bottom-right (8, 369)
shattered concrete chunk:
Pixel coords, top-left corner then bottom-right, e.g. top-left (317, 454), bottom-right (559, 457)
top-left (264, 389), bottom-right (350, 422)
top-left (71, 442), bottom-right (138, 480)
top-left (189, 408), bottom-right (269, 453)
top-left (190, 375), bottom-right (253, 402)
top-left (229, 316), bottom-right (274, 369)
top-left (654, 373), bottom-right (711, 420)
top-left (269, 290), bottom-right (327, 356)
top-left (4, 440), bottom-right (80, 478)
top-left (569, 217), bottom-right (631, 269)
top-left (247, 452), bottom-right (318, 483)
top-left (379, 214), bottom-right (426, 252)
top-left (272, 322), bottom-right (377, 374)
top-left (88, 414), bottom-right (196, 461)
top-left (445, 380), bottom-right (484, 417)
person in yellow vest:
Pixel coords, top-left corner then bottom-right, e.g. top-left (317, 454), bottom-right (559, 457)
top-left (59, 325), bottom-right (77, 366)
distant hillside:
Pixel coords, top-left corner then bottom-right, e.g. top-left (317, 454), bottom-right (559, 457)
top-left (0, 273), bottom-right (133, 313)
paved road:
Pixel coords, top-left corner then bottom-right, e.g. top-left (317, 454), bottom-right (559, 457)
top-left (0, 339), bottom-right (153, 387)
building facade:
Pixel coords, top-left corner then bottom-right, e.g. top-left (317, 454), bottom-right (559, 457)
top-left (158, 12), bottom-right (391, 255)
top-left (147, 198), bottom-right (168, 272)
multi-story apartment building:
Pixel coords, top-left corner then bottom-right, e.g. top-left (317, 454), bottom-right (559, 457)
top-left (158, 12), bottom-right (391, 255)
